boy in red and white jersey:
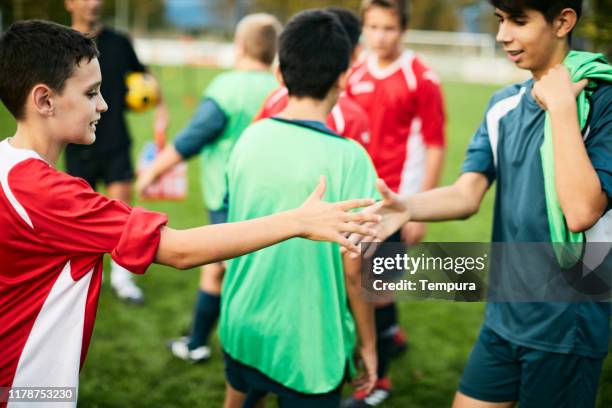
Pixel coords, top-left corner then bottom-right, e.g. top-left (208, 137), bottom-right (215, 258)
top-left (0, 20), bottom-right (380, 406)
top-left (343, 1), bottom-right (447, 406)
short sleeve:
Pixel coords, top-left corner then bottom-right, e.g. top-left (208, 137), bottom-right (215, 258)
top-left (9, 160), bottom-right (167, 274)
top-left (584, 83), bottom-right (612, 202)
top-left (416, 71), bottom-right (446, 148)
top-left (461, 107), bottom-right (496, 185)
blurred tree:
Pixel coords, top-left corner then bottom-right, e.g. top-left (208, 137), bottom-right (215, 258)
top-left (579, 0), bottom-right (611, 59)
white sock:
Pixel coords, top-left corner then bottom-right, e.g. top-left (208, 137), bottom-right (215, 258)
top-left (110, 260), bottom-right (134, 287)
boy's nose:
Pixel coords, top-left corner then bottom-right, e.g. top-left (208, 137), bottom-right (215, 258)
top-left (98, 93), bottom-right (108, 113)
top-left (495, 23), bottom-right (512, 44)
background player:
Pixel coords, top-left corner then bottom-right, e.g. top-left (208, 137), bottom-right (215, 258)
top-left (221, 10), bottom-right (379, 407)
top-left (135, 13), bottom-right (282, 363)
top-left (343, 1), bottom-right (447, 405)
top-left (64, 0), bottom-right (170, 304)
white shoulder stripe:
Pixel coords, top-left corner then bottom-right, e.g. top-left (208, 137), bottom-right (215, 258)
top-left (267, 87), bottom-right (288, 109)
top-left (0, 140), bottom-right (43, 229)
top-left (331, 105), bottom-right (345, 134)
top-left (486, 87), bottom-right (526, 166)
top-left (400, 54), bottom-right (417, 91)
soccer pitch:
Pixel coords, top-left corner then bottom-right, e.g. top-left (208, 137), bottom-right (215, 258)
top-left (1, 66), bottom-right (610, 407)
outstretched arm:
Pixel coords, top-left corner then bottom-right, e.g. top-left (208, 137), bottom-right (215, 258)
top-left (155, 177), bottom-right (381, 269)
top-left (347, 172), bottom-right (489, 256)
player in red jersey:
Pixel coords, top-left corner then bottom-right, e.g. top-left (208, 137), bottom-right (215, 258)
top-left (254, 8), bottom-right (371, 146)
top-left (342, 1), bottom-right (447, 407)
top-left (0, 21), bottom-right (381, 406)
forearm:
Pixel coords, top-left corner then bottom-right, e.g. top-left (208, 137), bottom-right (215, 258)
top-left (550, 103), bottom-right (607, 231)
top-left (420, 147), bottom-right (445, 191)
top-left (155, 210), bottom-right (302, 269)
top-left (406, 173), bottom-right (488, 222)
top-left (343, 254), bottom-right (376, 350)
top-left (147, 144), bottom-right (184, 181)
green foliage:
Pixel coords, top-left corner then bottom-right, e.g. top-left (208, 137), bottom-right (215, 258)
top-left (579, 0), bottom-right (612, 59)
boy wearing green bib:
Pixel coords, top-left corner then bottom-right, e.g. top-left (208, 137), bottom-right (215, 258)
top-left (136, 14), bottom-right (282, 362)
top-left (220, 10), bottom-right (379, 408)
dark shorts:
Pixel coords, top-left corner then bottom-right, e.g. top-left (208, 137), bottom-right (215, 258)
top-left (224, 351), bottom-right (343, 408)
top-left (65, 146), bottom-right (133, 189)
top-left (459, 325), bottom-right (604, 407)
top-left (208, 209), bottom-right (228, 225)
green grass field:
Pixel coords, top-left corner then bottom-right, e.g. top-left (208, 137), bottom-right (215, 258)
top-left (1, 66), bottom-right (610, 407)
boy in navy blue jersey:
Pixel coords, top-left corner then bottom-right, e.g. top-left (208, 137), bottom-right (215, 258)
top-left (351, 1), bottom-right (612, 406)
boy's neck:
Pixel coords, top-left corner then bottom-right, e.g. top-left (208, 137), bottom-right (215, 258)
top-left (10, 124), bottom-right (63, 166)
top-left (235, 57), bottom-right (270, 72)
top-left (278, 93), bottom-right (337, 123)
top-left (376, 48), bottom-right (403, 69)
top-left (71, 20), bottom-right (102, 36)
top-left (532, 45), bottom-right (570, 81)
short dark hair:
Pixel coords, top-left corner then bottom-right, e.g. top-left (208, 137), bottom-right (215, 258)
top-left (489, 0), bottom-right (582, 23)
top-left (279, 9), bottom-right (351, 100)
top-left (0, 20), bottom-right (99, 120)
top-left (361, 0), bottom-right (410, 30)
top-left (327, 7), bottom-right (362, 52)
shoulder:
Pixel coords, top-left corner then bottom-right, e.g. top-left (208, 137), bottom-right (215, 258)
top-left (211, 70), bottom-right (244, 83)
top-left (100, 27), bottom-right (132, 44)
top-left (7, 158), bottom-right (99, 226)
top-left (587, 82), bottom-right (612, 133)
top-left (486, 80), bottom-right (530, 110)
top-left (338, 96), bottom-right (369, 128)
top-left (10, 159), bottom-right (93, 199)
top-left (411, 54), bottom-right (441, 85)
top-left (205, 71), bottom-right (239, 94)
top-left (589, 82), bottom-right (612, 113)
top-left (343, 137), bottom-right (371, 162)
top-left (235, 119), bottom-right (272, 142)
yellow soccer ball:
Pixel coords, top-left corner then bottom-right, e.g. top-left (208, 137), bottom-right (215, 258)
top-left (125, 72), bottom-right (159, 112)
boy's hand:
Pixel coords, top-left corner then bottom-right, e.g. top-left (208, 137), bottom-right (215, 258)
top-left (135, 170), bottom-right (157, 198)
top-left (532, 65), bottom-right (588, 112)
top-left (294, 176), bottom-right (381, 254)
top-left (346, 178), bottom-right (412, 258)
top-left (352, 345), bottom-right (378, 394)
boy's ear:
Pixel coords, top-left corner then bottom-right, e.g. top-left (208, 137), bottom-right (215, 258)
top-left (31, 84), bottom-right (55, 117)
top-left (274, 64), bottom-right (285, 86)
top-left (234, 35), bottom-right (247, 60)
top-left (554, 8), bottom-right (578, 39)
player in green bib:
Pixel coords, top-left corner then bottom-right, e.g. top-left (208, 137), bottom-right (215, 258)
top-left (136, 14), bottom-right (281, 362)
top-left (220, 10), bottom-right (379, 408)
